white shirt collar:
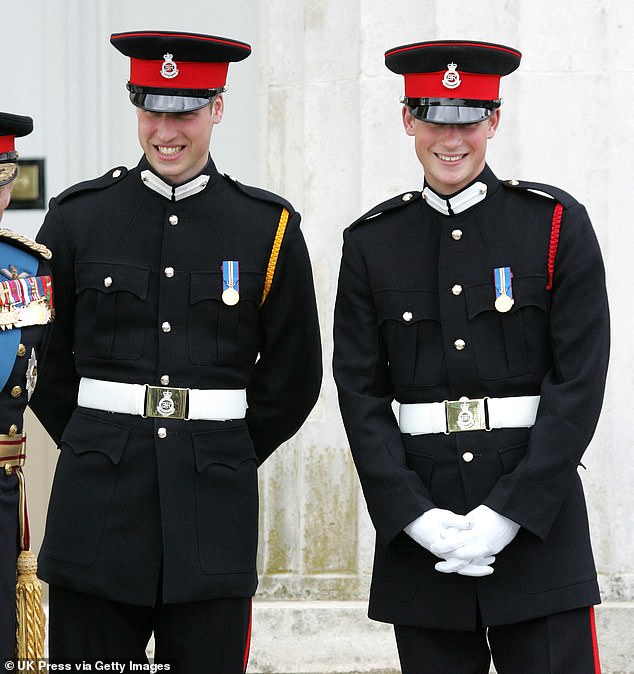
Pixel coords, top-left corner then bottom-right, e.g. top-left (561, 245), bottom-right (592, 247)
top-left (422, 181), bottom-right (487, 216)
top-left (141, 170), bottom-right (210, 201)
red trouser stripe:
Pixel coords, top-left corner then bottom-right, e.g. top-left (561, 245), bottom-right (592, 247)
top-left (589, 606), bottom-right (602, 673)
top-left (243, 598), bottom-right (253, 673)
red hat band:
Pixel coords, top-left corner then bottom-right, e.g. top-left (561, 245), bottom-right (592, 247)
top-left (0, 136), bottom-right (15, 154)
top-left (404, 70), bottom-right (501, 100)
top-left (130, 56), bottom-right (230, 90)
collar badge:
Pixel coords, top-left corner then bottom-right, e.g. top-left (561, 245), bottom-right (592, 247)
top-left (442, 62), bottom-right (461, 89)
top-left (161, 53), bottom-right (179, 79)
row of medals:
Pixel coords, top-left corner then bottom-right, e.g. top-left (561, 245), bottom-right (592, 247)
top-left (0, 299), bottom-right (51, 330)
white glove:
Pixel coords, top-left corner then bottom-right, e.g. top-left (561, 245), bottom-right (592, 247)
top-left (430, 504), bottom-right (520, 560)
top-left (433, 526), bottom-right (495, 576)
top-left (404, 508), bottom-right (471, 553)
top-left (435, 555), bottom-right (496, 577)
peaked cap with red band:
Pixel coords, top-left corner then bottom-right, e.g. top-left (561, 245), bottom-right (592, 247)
top-left (110, 30), bottom-right (252, 113)
top-left (385, 40), bottom-right (521, 124)
top-left (0, 112), bottom-right (33, 186)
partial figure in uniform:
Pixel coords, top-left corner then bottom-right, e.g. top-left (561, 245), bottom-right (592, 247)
top-left (30, 31), bottom-right (322, 673)
top-left (333, 40), bottom-right (608, 674)
top-left (0, 112), bottom-right (53, 663)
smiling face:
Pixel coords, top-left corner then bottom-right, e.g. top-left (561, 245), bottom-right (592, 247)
top-left (137, 95), bottom-right (223, 184)
top-left (402, 107), bottom-right (500, 195)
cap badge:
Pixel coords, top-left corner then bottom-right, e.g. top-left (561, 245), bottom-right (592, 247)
top-left (160, 53), bottom-right (179, 79)
top-left (442, 62), bottom-right (461, 90)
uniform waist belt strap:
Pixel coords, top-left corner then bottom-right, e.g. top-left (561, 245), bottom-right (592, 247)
top-left (399, 395), bottom-right (540, 435)
top-left (78, 378), bottom-right (247, 421)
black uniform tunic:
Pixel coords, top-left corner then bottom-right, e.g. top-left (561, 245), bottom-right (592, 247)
top-left (31, 156), bottom-right (322, 607)
top-left (0, 231), bottom-right (51, 661)
top-left (333, 164), bottom-right (609, 629)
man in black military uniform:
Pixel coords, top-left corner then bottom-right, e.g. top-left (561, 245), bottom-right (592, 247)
top-left (0, 112), bottom-right (53, 663)
top-left (334, 40), bottom-right (609, 673)
top-left (30, 31), bottom-right (322, 672)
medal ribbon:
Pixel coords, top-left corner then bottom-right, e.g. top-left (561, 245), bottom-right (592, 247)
top-left (494, 266), bottom-right (513, 301)
top-left (222, 261), bottom-right (239, 294)
top-left (0, 275), bottom-right (53, 308)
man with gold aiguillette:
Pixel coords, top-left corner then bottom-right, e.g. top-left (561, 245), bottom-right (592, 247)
top-left (334, 40), bottom-right (609, 673)
top-left (30, 30), bottom-right (322, 673)
top-left (0, 112), bottom-right (53, 664)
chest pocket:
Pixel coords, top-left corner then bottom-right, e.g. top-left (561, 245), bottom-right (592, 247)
top-left (75, 262), bottom-right (150, 360)
top-left (374, 289), bottom-right (444, 387)
top-left (464, 275), bottom-right (550, 380)
top-left (188, 270), bottom-right (264, 366)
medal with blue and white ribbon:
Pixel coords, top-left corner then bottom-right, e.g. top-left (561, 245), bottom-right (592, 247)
top-left (222, 260), bottom-right (240, 306)
top-left (494, 266), bottom-right (514, 313)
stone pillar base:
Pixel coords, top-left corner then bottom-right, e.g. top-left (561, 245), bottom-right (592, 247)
top-left (248, 600), bottom-right (634, 674)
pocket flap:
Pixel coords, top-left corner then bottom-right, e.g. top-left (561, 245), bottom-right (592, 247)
top-left (60, 411), bottom-right (131, 465)
top-left (190, 270), bottom-right (264, 305)
top-left (374, 289), bottom-right (440, 325)
top-left (465, 275), bottom-right (548, 319)
top-left (193, 426), bottom-right (257, 472)
top-left (75, 261), bottom-right (150, 300)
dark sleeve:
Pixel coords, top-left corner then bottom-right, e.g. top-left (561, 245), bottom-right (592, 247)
top-left (333, 228), bottom-right (434, 546)
top-left (245, 212), bottom-right (322, 464)
top-left (29, 198), bottom-right (80, 445)
top-left (484, 203), bottom-right (610, 539)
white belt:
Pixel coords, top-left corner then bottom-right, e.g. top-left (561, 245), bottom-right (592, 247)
top-left (399, 395), bottom-right (540, 435)
top-left (78, 378), bottom-right (247, 421)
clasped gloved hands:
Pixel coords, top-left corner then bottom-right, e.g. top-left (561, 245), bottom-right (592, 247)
top-left (404, 508), bottom-right (496, 577)
top-left (430, 505), bottom-right (520, 570)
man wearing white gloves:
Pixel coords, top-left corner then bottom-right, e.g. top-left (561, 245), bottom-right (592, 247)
top-left (334, 40), bottom-right (609, 673)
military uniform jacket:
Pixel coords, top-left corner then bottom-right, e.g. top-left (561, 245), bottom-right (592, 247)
top-left (0, 230), bottom-right (52, 659)
top-left (0, 230), bottom-right (52, 440)
top-left (30, 156), bottom-right (322, 606)
top-left (333, 165), bottom-right (609, 629)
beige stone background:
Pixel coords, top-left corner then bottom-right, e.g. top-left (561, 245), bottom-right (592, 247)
top-left (2, 1), bottom-right (633, 672)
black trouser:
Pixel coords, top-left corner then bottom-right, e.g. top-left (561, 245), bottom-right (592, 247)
top-left (395, 606), bottom-right (601, 674)
top-left (49, 585), bottom-right (252, 674)
top-left (0, 472), bottom-right (19, 664)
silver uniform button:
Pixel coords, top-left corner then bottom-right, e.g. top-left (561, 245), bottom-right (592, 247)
top-left (157, 428), bottom-right (167, 439)
top-left (160, 375), bottom-right (170, 386)
top-left (403, 311), bottom-right (413, 322)
top-left (451, 284), bottom-right (463, 296)
top-left (451, 229), bottom-right (463, 241)
top-left (164, 267), bottom-right (175, 278)
top-left (508, 179), bottom-right (520, 186)
top-left (454, 339), bottom-right (466, 351)
top-left (112, 169), bottom-right (122, 179)
top-left (104, 276), bottom-right (113, 288)
top-left (462, 452), bottom-right (474, 463)
top-left (169, 215), bottom-right (179, 225)
top-left (402, 193), bottom-right (413, 202)
top-left (162, 322), bottom-right (172, 333)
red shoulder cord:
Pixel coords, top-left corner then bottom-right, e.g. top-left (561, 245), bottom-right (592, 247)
top-left (546, 203), bottom-right (563, 290)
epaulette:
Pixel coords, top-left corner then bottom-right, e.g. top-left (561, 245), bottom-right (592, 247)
top-left (350, 191), bottom-right (422, 229)
top-left (0, 228), bottom-right (52, 260)
top-left (223, 174), bottom-right (294, 213)
top-left (501, 179), bottom-right (578, 210)
top-left (56, 166), bottom-right (128, 204)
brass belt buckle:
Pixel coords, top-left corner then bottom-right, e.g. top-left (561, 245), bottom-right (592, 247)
top-left (144, 386), bottom-right (189, 420)
top-left (445, 397), bottom-right (489, 434)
